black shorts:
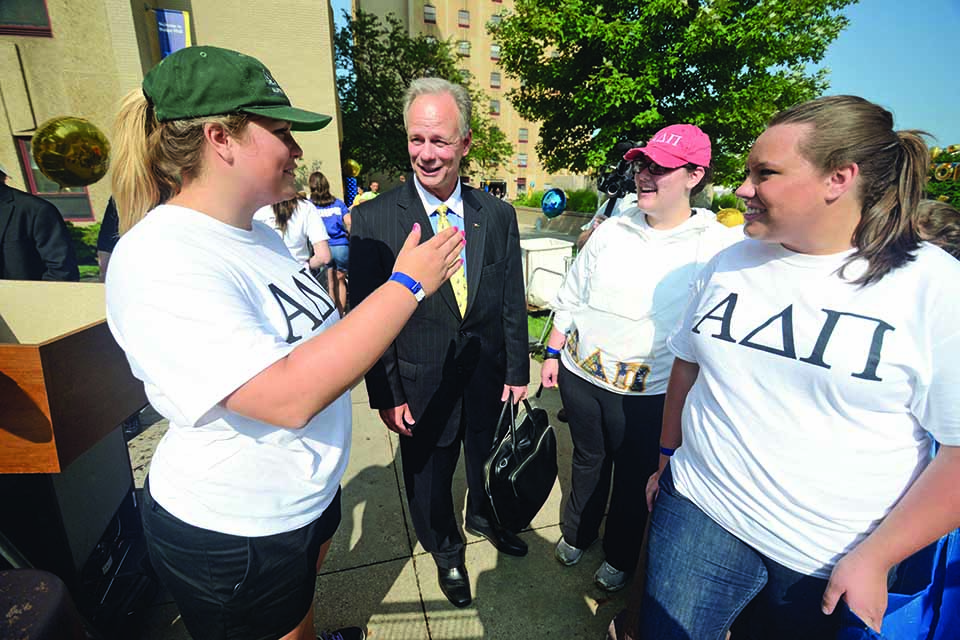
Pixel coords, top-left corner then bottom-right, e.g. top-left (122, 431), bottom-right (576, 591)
top-left (141, 479), bottom-right (342, 640)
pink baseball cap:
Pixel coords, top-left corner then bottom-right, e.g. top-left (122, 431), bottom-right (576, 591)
top-left (623, 124), bottom-right (711, 168)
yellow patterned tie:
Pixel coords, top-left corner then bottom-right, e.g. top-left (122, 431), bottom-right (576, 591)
top-left (436, 205), bottom-right (468, 315)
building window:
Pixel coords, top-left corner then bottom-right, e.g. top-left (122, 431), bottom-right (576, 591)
top-left (0, 1), bottom-right (52, 37)
top-left (490, 72), bottom-right (501, 88)
top-left (517, 153), bottom-right (528, 168)
top-left (516, 177), bottom-right (527, 197)
top-left (518, 128), bottom-right (529, 143)
top-left (423, 4), bottom-right (437, 23)
top-left (489, 99), bottom-right (500, 116)
top-left (489, 14), bottom-right (502, 25)
top-left (14, 137), bottom-right (93, 220)
top-left (458, 68), bottom-right (471, 82)
top-left (458, 9), bottom-right (470, 27)
top-left (490, 44), bottom-right (501, 60)
top-left (457, 40), bottom-right (471, 56)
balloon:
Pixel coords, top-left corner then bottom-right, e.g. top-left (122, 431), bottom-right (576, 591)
top-left (343, 158), bottom-right (362, 177)
top-left (716, 208), bottom-right (745, 227)
top-left (541, 188), bottom-right (566, 218)
top-left (31, 116), bottom-right (110, 188)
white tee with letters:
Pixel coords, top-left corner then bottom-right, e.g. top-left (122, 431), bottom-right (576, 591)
top-left (106, 204), bottom-right (348, 537)
top-left (667, 239), bottom-right (960, 576)
top-left (552, 208), bottom-right (742, 395)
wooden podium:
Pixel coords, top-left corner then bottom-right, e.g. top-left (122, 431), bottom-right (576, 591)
top-left (0, 281), bottom-right (154, 635)
top-left (0, 281), bottom-right (146, 474)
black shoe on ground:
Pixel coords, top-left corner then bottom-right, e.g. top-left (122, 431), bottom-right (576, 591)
top-left (438, 565), bottom-right (472, 608)
top-left (317, 627), bottom-right (366, 640)
top-left (465, 517), bottom-right (528, 557)
top-left (557, 408), bottom-right (568, 422)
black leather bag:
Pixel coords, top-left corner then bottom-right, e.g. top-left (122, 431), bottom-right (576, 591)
top-left (483, 391), bottom-right (558, 533)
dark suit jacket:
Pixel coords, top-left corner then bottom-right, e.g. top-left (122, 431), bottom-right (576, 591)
top-left (350, 180), bottom-right (529, 448)
top-left (0, 184), bottom-right (79, 281)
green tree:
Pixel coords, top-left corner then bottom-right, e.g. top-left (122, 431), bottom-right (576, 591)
top-left (491, 0), bottom-right (855, 184)
top-left (336, 11), bottom-right (513, 179)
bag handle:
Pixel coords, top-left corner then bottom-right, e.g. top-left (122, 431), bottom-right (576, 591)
top-left (493, 385), bottom-right (543, 450)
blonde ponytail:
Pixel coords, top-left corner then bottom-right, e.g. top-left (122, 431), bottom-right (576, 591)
top-left (111, 89), bottom-right (250, 234)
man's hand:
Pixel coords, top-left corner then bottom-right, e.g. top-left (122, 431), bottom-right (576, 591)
top-left (541, 358), bottom-right (560, 388)
top-left (379, 404), bottom-right (415, 437)
top-left (821, 546), bottom-right (889, 633)
top-left (501, 384), bottom-right (529, 402)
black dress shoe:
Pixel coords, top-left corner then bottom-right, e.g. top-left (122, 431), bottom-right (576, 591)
top-left (465, 518), bottom-right (528, 557)
top-left (438, 565), bottom-right (472, 608)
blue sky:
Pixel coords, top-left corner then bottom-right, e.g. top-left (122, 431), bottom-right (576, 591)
top-left (816, 0), bottom-right (960, 146)
top-left (332, 0), bottom-right (960, 144)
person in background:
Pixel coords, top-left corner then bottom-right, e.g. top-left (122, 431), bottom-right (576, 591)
top-left (97, 197), bottom-right (120, 281)
top-left (253, 195), bottom-right (331, 276)
top-left (916, 199), bottom-right (960, 259)
top-left (638, 95), bottom-right (960, 639)
top-left (541, 125), bottom-right (741, 593)
top-left (309, 171), bottom-right (350, 315)
top-left (106, 45), bottom-right (462, 640)
top-left (0, 163), bottom-right (79, 281)
top-left (350, 77), bottom-right (529, 609)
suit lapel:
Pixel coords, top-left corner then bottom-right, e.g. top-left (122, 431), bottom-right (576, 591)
top-left (0, 186), bottom-right (15, 251)
top-left (462, 186), bottom-right (487, 319)
top-left (397, 181), bottom-right (461, 319)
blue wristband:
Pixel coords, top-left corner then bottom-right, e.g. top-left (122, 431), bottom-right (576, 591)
top-left (389, 272), bottom-right (425, 302)
top-left (659, 446), bottom-right (677, 457)
top-left (545, 346), bottom-right (561, 356)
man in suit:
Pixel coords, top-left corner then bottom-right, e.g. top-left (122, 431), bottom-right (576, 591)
top-left (350, 78), bottom-right (529, 608)
top-left (0, 165), bottom-right (79, 281)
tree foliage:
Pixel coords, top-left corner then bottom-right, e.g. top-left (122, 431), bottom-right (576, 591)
top-left (491, 0), bottom-right (855, 184)
top-left (336, 11), bottom-right (514, 179)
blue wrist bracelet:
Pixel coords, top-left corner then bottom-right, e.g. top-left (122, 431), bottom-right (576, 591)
top-left (659, 446), bottom-right (677, 457)
top-left (389, 272), bottom-right (425, 302)
top-left (545, 346), bottom-right (561, 356)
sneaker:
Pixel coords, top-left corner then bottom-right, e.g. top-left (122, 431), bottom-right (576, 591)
top-left (555, 537), bottom-right (584, 566)
top-left (594, 560), bottom-right (628, 592)
top-left (318, 627), bottom-right (366, 640)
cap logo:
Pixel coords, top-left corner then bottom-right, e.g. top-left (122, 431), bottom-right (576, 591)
top-left (652, 132), bottom-right (683, 147)
top-left (262, 69), bottom-right (283, 95)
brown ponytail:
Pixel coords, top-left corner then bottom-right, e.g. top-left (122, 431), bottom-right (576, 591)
top-left (769, 96), bottom-right (929, 286)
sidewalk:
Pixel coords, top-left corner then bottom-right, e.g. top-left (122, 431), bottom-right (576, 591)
top-left (128, 357), bottom-right (629, 640)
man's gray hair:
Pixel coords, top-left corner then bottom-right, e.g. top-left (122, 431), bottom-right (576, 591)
top-left (403, 78), bottom-right (472, 139)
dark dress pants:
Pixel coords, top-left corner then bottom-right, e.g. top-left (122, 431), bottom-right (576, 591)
top-left (399, 401), bottom-right (499, 570)
top-left (558, 363), bottom-right (663, 573)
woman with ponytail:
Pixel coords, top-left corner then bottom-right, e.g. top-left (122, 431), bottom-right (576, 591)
top-left (105, 46), bottom-right (463, 640)
top-left (635, 96), bottom-right (960, 639)
top-left (253, 196), bottom-right (332, 275)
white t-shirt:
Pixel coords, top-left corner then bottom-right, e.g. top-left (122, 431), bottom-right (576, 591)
top-left (106, 205), bottom-right (349, 537)
top-left (552, 208), bottom-right (742, 395)
top-left (253, 199), bottom-right (329, 265)
top-left (667, 239), bottom-right (960, 576)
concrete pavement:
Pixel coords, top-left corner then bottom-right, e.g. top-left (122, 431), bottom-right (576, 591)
top-left (128, 357), bottom-right (630, 640)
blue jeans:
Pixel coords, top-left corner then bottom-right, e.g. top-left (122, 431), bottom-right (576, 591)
top-left (640, 466), bottom-right (841, 640)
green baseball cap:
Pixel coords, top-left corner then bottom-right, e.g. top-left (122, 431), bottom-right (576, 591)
top-left (142, 46), bottom-right (332, 131)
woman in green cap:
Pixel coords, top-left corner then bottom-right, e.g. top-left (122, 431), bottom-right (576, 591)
top-left (106, 46), bottom-right (463, 640)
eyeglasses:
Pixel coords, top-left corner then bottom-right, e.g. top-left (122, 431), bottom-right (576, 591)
top-left (631, 158), bottom-right (689, 177)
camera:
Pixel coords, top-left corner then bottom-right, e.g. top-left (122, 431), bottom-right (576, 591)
top-left (596, 141), bottom-right (637, 200)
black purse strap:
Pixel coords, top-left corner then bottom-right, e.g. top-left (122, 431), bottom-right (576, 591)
top-left (493, 386), bottom-right (544, 450)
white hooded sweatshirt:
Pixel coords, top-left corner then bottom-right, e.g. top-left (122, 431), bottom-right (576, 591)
top-left (551, 207), bottom-right (742, 395)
